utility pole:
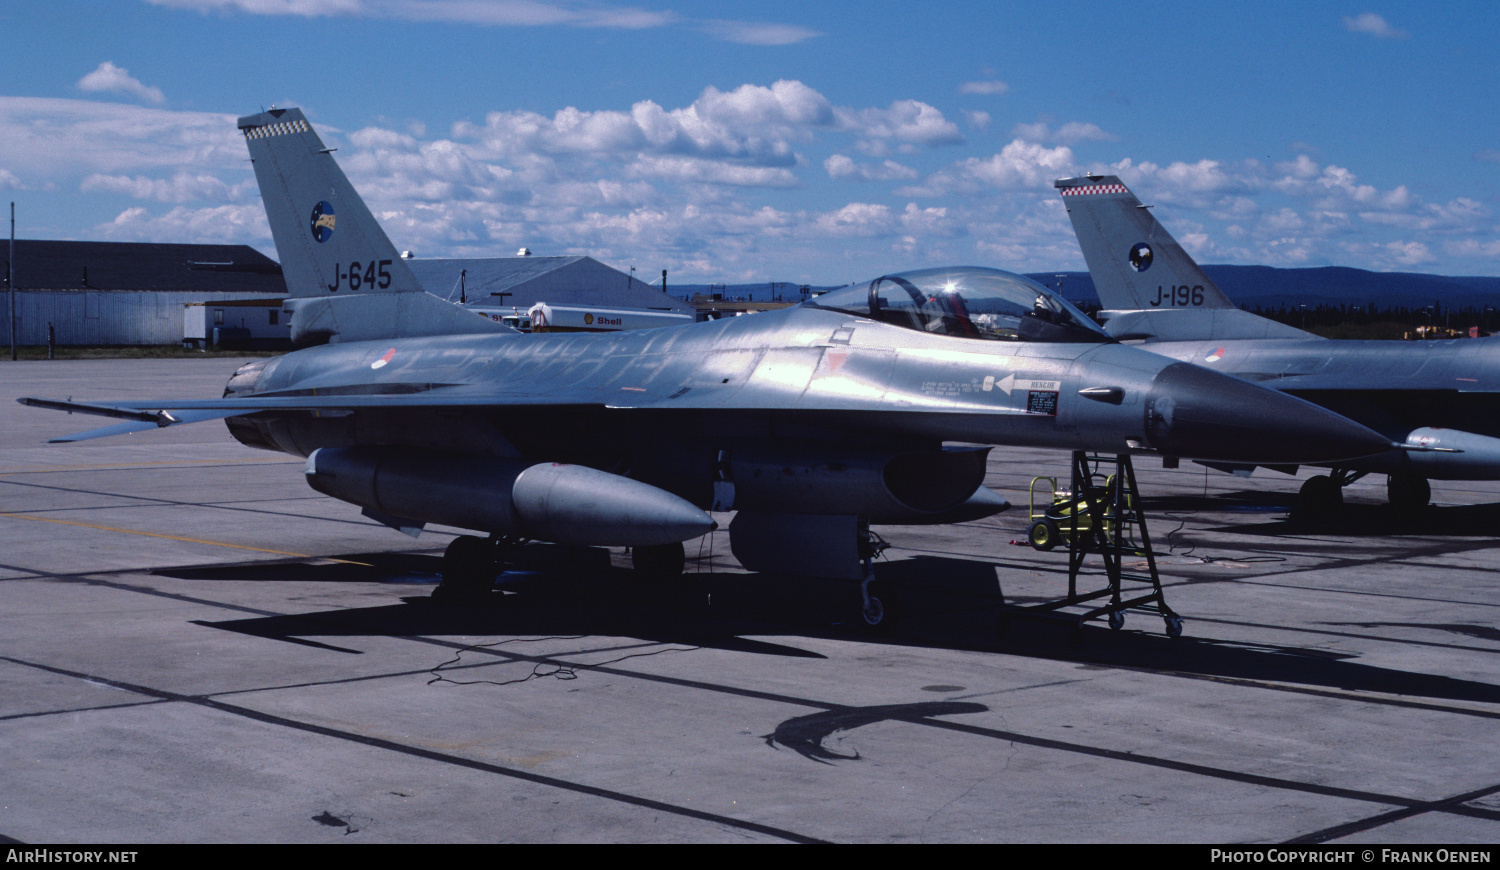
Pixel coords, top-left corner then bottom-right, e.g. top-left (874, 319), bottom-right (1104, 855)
top-left (9, 202), bottom-right (15, 361)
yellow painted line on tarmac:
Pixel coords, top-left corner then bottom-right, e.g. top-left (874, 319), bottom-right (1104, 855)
top-left (0, 458), bottom-right (297, 476)
top-left (0, 512), bottom-right (370, 565)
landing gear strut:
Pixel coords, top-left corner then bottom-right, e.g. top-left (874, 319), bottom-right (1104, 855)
top-left (632, 541), bottom-right (686, 578)
top-left (857, 522), bottom-right (891, 629)
top-left (1295, 469), bottom-right (1431, 515)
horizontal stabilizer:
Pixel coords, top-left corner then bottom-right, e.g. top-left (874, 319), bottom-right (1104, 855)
top-left (1101, 308), bottom-right (1318, 342)
top-left (18, 397), bottom-right (169, 423)
top-left (23, 406), bottom-right (244, 443)
top-left (285, 291), bottom-right (516, 345)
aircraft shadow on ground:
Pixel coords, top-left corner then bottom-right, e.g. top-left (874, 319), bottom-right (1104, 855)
top-left (763, 701), bottom-right (991, 763)
top-left (157, 551), bottom-right (446, 584)
top-left (1141, 489), bottom-right (1296, 515)
top-left (1135, 490), bottom-right (1500, 537)
top-left (1202, 501), bottom-right (1500, 538)
top-left (182, 548), bottom-right (1500, 710)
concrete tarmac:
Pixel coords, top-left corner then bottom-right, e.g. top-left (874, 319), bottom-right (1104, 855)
top-left (1, 358), bottom-right (1498, 844)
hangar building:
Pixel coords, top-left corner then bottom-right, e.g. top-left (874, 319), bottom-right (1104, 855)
top-left (2, 242), bottom-right (690, 346)
top-left (2, 240), bottom-right (285, 346)
top-left (408, 255), bottom-right (693, 317)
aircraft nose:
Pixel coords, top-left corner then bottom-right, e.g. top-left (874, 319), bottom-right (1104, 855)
top-left (1143, 363), bottom-right (1390, 464)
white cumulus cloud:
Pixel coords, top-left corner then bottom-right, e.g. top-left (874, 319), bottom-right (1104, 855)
top-left (838, 100), bottom-right (964, 147)
top-left (0, 97), bottom-right (243, 177)
top-left (1011, 121), bottom-right (1116, 145)
top-left (1343, 13), bottom-right (1408, 39)
top-left (76, 62), bottom-right (166, 104)
top-left (80, 172), bottom-right (241, 203)
top-left (824, 155), bottom-right (917, 182)
top-left (698, 19), bottom-right (820, 44)
top-left (95, 203), bottom-right (270, 244)
top-left (959, 80), bottom-right (1009, 96)
top-left (901, 140), bottom-right (1075, 196)
top-left (148, 0), bottom-right (820, 44)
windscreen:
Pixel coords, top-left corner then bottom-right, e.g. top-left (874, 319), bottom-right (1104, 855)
top-left (806, 266), bottom-right (1109, 343)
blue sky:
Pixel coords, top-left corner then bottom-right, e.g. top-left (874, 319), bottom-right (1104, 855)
top-left (2, 1), bottom-right (1498, 284)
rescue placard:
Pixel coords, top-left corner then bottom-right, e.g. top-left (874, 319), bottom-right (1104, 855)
top-left (1027, 390), bottom-right (1059, 416)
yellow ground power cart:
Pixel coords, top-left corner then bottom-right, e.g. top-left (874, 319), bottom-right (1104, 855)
top-left (1025, 473), bottom-right (1144, 555)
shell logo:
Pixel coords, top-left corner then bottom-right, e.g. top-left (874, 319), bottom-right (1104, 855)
top-left (584, 313), bottom-right (594, 325)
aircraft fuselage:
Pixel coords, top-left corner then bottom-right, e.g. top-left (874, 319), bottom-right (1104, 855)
top-left (222, 305), bottom-right (1390, 507)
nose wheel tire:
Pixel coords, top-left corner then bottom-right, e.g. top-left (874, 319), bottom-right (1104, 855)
top-left (857, 573), bottom-right (892, 631)
top-left (1297, 475), bottom-right (1343, 514)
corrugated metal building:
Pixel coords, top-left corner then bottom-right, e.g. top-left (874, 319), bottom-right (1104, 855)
top-left (0, 244), bottom-right (689, 345)
top-left (2, 240), bottom-right (285, 345)
top-left (408, 256), bottom-right (692, 316)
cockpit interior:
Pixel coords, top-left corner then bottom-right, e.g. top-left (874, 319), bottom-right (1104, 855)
top-left (805, 266), bottom-right (1109, 344)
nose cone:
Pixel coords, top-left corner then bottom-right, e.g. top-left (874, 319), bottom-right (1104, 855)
top-left (1144, 363), bottom-right (1389, 464)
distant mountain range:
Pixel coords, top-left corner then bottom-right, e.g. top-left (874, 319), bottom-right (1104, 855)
top-left (673, 265), bottom-right (1500, 310)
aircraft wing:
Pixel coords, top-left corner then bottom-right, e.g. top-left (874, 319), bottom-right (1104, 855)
top-left (17, 388), bottom-right (608, 444)
top-left (19, 405), bottom-right (247, 443)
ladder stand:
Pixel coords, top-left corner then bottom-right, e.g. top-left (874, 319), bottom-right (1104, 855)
top-left (1005, 451), bottom-right (1183, 637)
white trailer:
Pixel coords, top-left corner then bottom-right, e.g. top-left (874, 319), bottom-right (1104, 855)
top-left (526, 303), bottom-right (693, 333)
top-left (183, 298), bottom-right (291, 348)
top-left (463, 302), bottom-right (692, 333)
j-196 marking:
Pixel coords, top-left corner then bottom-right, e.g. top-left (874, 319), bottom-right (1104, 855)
top-left (327, 260), bottom-right (393, 292)
top-left (1150, 285), bottom-right (1205, 307)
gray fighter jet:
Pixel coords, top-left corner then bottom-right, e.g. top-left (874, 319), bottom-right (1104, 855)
top-left (1056, 174), bottom-right (1500, 512)
top-left (17, 110), bottom-right (1393, 624)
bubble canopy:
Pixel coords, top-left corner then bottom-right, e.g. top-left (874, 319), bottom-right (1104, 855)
top-left (804, 266), bottom-right (1110, 344)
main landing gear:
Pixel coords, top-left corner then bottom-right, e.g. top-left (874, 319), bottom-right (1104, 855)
top-left (1387, 474), bottom-right (1432, 512)
top-left (631, 542), bottom-right (686, 579)
top-left (432, 535), bottom-right (511, 602)
top-left (1295, 469), bottom-right (1430, 515)
top-left (434, 536), bottom-right (693, 603)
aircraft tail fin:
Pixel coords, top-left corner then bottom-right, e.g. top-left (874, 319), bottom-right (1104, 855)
top-left (240, 107), bottom-right (511, 344)
top-left (240, 107), bottom-right (419, 299)
top-left (1054, 175), bottom-right (1237, 311)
